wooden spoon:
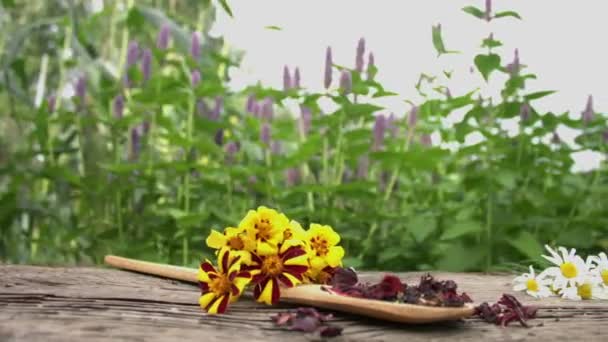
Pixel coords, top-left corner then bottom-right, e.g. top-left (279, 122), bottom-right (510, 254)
top-left (104, 255), bottom-right (475, 324)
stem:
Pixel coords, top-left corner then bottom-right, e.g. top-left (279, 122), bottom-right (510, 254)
top-left (182, 92), bottom-right (195, 265)
top-left (333, 114), bottom-right (344, 184)
top-left (485, 193), bottom-right (493, 271)
top-left (383, 126), bottom-right (414, 201)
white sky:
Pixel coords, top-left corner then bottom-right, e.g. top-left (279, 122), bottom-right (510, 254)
top-left (212, 0), bottom-right (606, 171)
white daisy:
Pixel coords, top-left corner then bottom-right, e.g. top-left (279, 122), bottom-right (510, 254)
top-left (590, 252), bottom-right (608, 288)
top-left (540, 245), bottom-right (588, 291)
top-left (513, 265), bottom-right (553, 298)
top-left (561, 275), bottom-right (608, 300)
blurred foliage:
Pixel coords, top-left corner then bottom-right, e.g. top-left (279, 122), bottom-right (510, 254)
top-left (1, 0), bottom-right (607, 271)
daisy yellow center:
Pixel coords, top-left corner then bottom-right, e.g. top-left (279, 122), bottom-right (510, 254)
top-left (255, 218), bottom-right (272, 241)
top-left (228, 236), bottom-right (244, 250)
top-left (601, 269), bottom-right (608, 285)
top-left (310, 236), bottom-right (329, 256)
top-left (261, 255), bottom-right (284, 277)
top-left (526, 279), bottom-right (539, 292)
top-left (560, 262), bottom-right (577, 279)
top-left (209, 274), bottom-right (232, 295)
top-left (577, 283), bottom-right (592, 300)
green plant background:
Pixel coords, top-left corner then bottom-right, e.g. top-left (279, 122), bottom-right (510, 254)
top-left (1, 0), bottom-right (606, 272)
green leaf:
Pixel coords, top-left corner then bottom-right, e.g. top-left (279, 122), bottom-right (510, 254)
top-left (481, 36), bottom-right (503, 49)
top-left (436, 242), bottom-right (485, 271)
top-left (474, 53), bottom-right (501, 81)
top-left (217, 0), bottom-right (234, 17)
top-left (264, 25), bottom-right (282, 31)
top-left (441, 221), bottom-right (483, 240)
top-left (378, 246), bottom-right (404, 263)
top-left (409, 214), bottom-right (437, 242)
top-left (508, 231), bottom-right (543, 262)
top-left (494, 11), bottom-right (522, 20)
top-left (343, 257), bottom-right (363, 269)
top-left (462, 6), bottom-right (485, 19)
top-left (524, 90), bottom-right (556, 101)
top-left (126, 7), bottom-right (146, 31)
top-left (432, 24), bottom-right (458, 56)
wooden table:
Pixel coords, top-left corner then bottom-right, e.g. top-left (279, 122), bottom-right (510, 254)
top-left (1, 265), bottom-right (606, 341)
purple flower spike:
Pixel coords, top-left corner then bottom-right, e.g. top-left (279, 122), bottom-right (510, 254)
top-left (271, 140), bottom-right (282, 155)
top-left (293, 67), bottom-right (301, 88)
top-left (582, 95), bottom-right (594, 124)
top-left (47, 94), bottom-right (56, 113)
top-left (324, 46), bottom-right (333, 89)
top-left (197, 99), bottom-right (210, 118)
top-left (485, 0), bottom-right (492, 21)
top-left (261, 97), bottom-right (274, 120)
top-left (420, 134), bottom-right (432, 147)
top-left (224, 141), bottom-right (239, 163)
top-left (246, 94), bottom-right (256, 113)
top-left (157, 24), bottom-right (171, 49)
top-left (408, 106), bottom-right (419, 127)
top-left (127, 40), bottom-right (140, 67)
top-left (339, 70), bottom-right (352, 94)
top-left (113, 95), bottom-right (124, 119)
top-left (191, 32), bottom-right (201, 59)
top-left (386, 113), bottom-right (399, 138)
top-left (261, 123), bottom-right (271, 145)
top-left (191, 70), bottom-right (201, 87)
top-left (373, 115), bottom-right (387, 151)
top-left (367, 52), bottom-right (375, 80)
top-left (211, 96), bottom-right (223, 121)
top-left (357, 155), bottom-right (369, 180)
top-left (285, 168), bottom-right (301, 186)
top-left (75, 75), bottom-right (86, 101)
top-left (506, 49), bottom-right (520, 75)
top-left (355, 37), bottom-right (366, 72)
top-left (283, 65), bottom-right (292, 91)
top-left (520, 102), bottom-right (530, 122)
top-left (252, 102), bottom-right (261, 118)
top-left (141, 48), bottom-right (152, 82)
top-left (602, 130), bottom-right (608, 143)
top-left (300, 105), bottom-right (312, 136)
top-left (130, 127), bottom-right (141, 160)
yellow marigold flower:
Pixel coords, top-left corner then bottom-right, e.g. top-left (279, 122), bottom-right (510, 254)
top-left (306, 223), bottom-right (344, 273)
top-left (206, 226), bottom-right (255, 264)
top-left (283, 220), bottom-right (307, 242)
top-left (198, 250), bottom-right (251, 314)
top-left (240, 206), bottom-right (289, 256)
top-left (247, 239), bottom-right (309, 305)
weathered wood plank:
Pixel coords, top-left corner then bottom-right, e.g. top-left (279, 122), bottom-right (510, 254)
top-left (1, 265), bottom-right (607, 341)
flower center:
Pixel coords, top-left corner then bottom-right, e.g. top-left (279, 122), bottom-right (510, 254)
top-left (261, 255), bottom-right (284, 277)
top-left (526, 279), bottom-right (539, 292)
top-left (560, 262), bottom-right (577, 279)
top-left (255, 218), bottom-right (272, 241)
top-left (577, 283), bottom-right (592, 300)
top-left (209, 274), bottom-right (232, 295)
top-left (228, 236), bottom-right (244, 250)
top-left (310, 236), bottom-right (329, 256)
top-left (283, 229), bottom-right (293, 240)
top-left (601, 269), bottom-right (608, 285)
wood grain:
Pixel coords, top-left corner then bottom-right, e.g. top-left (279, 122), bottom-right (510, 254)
top-left (1, 265), bottom-right (607, 341)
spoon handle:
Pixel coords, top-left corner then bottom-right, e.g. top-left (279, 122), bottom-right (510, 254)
top-left (104, 255), bottom-right (198, 283)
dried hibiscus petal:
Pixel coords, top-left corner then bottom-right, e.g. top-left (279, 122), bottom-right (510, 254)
top-left (272, 307), bottom-right (342, 338)
top-left (474, 294), bottom-right (537, 327)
